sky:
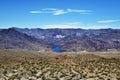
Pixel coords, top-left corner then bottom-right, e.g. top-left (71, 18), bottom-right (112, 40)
top-left (0, 0), bottom-right (120, 29)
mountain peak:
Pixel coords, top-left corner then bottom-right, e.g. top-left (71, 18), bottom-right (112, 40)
top-left (1, 28), bottom-right (19, 33)
top-left (0, 28), bottom-right (51, 51)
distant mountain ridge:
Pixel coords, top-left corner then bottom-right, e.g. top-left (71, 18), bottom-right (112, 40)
top-left (0, 27), bottom-right (120, 52)
top-left (0, 28), bottom-right (51, 52)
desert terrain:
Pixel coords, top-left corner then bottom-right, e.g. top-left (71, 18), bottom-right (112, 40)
top-left (0, 50), bottom-right (120, 80)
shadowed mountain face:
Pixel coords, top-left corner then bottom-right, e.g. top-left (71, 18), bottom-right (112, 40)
top-left (0, 28), bottom-right (51, 52)
top-left (1, 28), bottom-right (120, 52)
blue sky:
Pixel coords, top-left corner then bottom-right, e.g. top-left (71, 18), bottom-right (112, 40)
top-left (0, 0), bottom-right (120, 29)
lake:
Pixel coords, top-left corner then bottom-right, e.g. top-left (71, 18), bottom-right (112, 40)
top-left (52, 45), bottom-right (66, 53)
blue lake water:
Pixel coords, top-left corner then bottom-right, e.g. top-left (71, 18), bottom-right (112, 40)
top-left (52, 45), bottom-right (66, 53)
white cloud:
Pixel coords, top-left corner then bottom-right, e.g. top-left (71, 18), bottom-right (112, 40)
top-left (30, 11), bottom-right (42, 14)
top-left (41, 22), bottom-right (116, 29)
top-left (42, 24), bottom-right (114, 29)
top-left (67, 9), bottom-right (91, 13)
top-left (53, 9), bottom-right (67, 15)
top-left (42, 24), bottom-right (79, 29)
top-left (30, 8), bottom-right (92, 15)
top-left (42, 22), bottom-right (84, 29)
top-left (97, 20), bottom-right (120, 23)
top-left (30, 11), bottom-right (53, 14)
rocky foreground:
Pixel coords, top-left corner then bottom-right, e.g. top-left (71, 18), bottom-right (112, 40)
top-left (0, 50), bottom-right (120, 80)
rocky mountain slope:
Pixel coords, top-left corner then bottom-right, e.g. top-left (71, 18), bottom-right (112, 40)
top-left (1, 28), bottom-right (120, 52)
top-left (16, 28), bottom-right (120, 52)
top-left (0, 28), bottom-right (51, 52)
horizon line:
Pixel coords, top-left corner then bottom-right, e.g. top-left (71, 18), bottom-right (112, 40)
top-left (0, 27), bottom-right (119, 30)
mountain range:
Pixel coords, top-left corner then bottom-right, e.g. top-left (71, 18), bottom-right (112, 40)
top-left (0, 27), bottom-right (120, 52)
top-left (0, 28), bottom-right (51, 52)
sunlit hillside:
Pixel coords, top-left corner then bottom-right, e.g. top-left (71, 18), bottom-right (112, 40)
top-left (0, 50), bottom-right (120, 80)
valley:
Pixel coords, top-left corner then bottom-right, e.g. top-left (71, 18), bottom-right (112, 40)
top-left (1, 28), bottom-right (120, 52)
top-left (0, 28), bottom-right (120, 80)
top-left (0, 0), bottom-right (120, 79)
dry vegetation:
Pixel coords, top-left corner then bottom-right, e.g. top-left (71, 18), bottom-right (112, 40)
top-left (0, 50), bottom-right (120, 80)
